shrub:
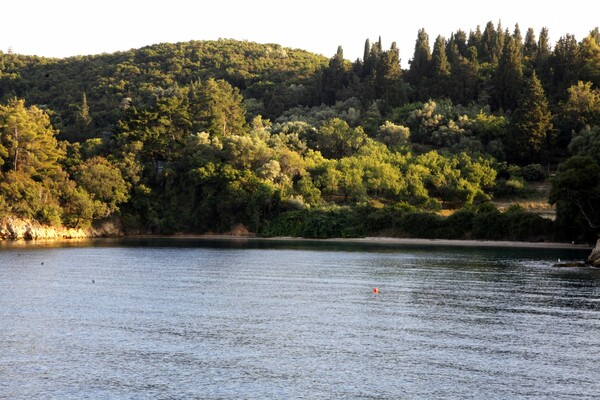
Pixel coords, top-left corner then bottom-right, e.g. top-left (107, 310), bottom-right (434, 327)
top-left (399, 212), bottom-right (443, 238)
top-left (521, 164), bottom-right (547, 182)
top-left (440, 208), bottom-right (476, 239)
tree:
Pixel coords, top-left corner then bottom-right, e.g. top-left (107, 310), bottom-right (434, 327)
top-left (468, 25), bottom-right (483, 54)
top-left (377, 121), bottom-right (410, 150)
top-left (0, 98), bottom-right (62, 177)
top-left (494, 35), bottom-right (523, 112)
top-left (568, 126), bottom-right (600, 162)
top-left (322, 46), bottom-right (355, 105)
top-left (534, 27), bottom-right (552, 85)
top-left (523, 28), bottom-right (537, 64)
top-left (312, 118), bottom-right (367, 159)
top-left (512, 24), bottom-right (523, 54)
top-left (480, 21), bottom-right (503, 64)
top-left (0, 170), bottom-right (62, 225)
top-left (75, 156), bottom-right (129, 218)
top-left (189, 78), bottom-right (247, 138)
top-left (429, 35), bottom-right (451, 98)
top-left (549, 34), bottom-right (581, 101)
top-left (579, 32), bottom-right (600, 86)
top-left (75, 92), bottom-right (94, 140)
top-left (550, 155), bottom-right (600, 240)
top-left (408, 28), bottom-right (431, 99)
top-left (374, 42), bottom-right (405, 109)
top-left (506, 72), bottom-right (555, 163)
top-left (558, 81), bottom-right (600, 146)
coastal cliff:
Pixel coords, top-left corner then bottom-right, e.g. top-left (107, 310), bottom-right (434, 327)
top-left (0, 218), bottom-right (121, 240)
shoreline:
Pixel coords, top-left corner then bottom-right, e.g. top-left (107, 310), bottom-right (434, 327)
top-left (1, 232), bottom-right (593, 250)
top-left (141, 234), bottom-right (594, 250)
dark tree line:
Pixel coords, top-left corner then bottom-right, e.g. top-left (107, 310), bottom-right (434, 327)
top-left (0, 24), bottom-right (598, 241)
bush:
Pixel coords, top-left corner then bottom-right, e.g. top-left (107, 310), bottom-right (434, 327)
top-left (399, 212), bottom-right (443, 238)
top-left (521, 164), bottom-right (547, 182)
top-left (262, 207), bottom-right (365, 238)
top-left (472, 204), bottom-right (508, 240)
top-left (494, 178), bottom-right (528, 196)
top-left (440, 208), bottom-right (476, 239)
top-left (505, 208), bottom-right (554, 241)
top-left (363, 206), bottom-right (405, 234)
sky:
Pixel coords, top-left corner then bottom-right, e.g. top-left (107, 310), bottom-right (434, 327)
top-left (2, 0), bottom-right (598, 67)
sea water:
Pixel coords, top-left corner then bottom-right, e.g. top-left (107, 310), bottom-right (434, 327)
top-left (1, 239), bottom-right (598, 398)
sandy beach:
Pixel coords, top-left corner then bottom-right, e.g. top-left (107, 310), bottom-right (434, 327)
top-left (181, 235), bottom-right (594, 250)
top-left (1, 233), bottom-right (593, 251)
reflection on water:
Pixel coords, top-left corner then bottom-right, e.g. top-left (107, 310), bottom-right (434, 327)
top-left (1, 239), bottom-right (599, 398)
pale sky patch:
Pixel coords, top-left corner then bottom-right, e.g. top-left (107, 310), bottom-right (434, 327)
top-left (2, 1), bottom-right (598, 67)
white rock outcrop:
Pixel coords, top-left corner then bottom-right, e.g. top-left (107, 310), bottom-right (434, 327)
top-left (0, 218), bottom-right (97, 240)
top-left (586, 238), bottom-right (600, 267)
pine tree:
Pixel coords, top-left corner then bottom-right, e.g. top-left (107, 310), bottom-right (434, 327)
top-left (190, 78), bottom-right (247, 138)
top-left (507, 72), bottom-right (554, 163)
top-left (0, 99), bottom-right (62, 176)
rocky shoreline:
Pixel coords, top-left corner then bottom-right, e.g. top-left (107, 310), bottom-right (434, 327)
top-left (2, 217), bottom-right (599, 267)
top-left (586, 239), bottom-right (600, 267)
top-left (0, 218), bottom-right (121, 241)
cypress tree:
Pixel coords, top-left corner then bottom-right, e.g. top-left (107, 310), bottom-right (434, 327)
top-left (523, 28), bottom-right (537, 63)
top-left (408, 28), bottom-right (431, 99)
top-left (454, 29), bottom-right (468, 57)
top-left (468, 25), bottom-right (482, 54)
top-left (495, 35), bottom-right (523, 112)
top-left (362, 38), bottom-right (373, 78)
top-left (513, 23), bottom-right (523, 55)
top-left (507, 72), bottom-right (554, 163)
top-left (76, 92), bottom-right (93, 139)
top-left (322, 46), bottom-right (353, 105)
top-left (494, 21), bottom-right (505, 62)
top-left (446, 34), bottom-right (460, 66)
top-left (480, 21), bottom-right (496, 63)
top-left (430, 35), bottom-right (451, 98)
top-left (375, 42), bottom-right (404, 109)
top-left (550, 34), bottom-right (581, 100)
top-left (536, 27), bottom-right (551, 64)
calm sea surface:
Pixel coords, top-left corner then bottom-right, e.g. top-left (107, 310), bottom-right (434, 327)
top-left (1, 238), bottom-right (599, 399)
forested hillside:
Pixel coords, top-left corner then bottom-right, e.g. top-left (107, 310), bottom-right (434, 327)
top-left (0, 24), bottom-right (599, 242)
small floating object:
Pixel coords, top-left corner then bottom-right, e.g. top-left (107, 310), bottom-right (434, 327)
top-left (373, 287), bottom-right (379, 294)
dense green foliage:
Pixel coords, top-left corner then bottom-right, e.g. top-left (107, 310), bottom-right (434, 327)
top-left (0, 24), bottom-right (599, 241)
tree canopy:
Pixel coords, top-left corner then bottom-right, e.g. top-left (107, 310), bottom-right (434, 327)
top-left (0, 25), bottom-right (598, 242)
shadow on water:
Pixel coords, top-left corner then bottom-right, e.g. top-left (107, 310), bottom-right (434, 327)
top-left (0, 236), bottom-right (593, 261)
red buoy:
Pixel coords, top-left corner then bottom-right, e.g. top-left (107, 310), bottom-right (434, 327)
top-left (373, 287), bottom-right (379, 293)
